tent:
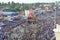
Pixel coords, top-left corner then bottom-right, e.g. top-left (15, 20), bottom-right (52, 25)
top-left (2, 12), bottom-right (18, 16)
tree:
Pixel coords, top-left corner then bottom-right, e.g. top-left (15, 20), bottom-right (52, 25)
top-left (14, 5), bottom-right (21, 11)
top-left (0, 3), bottom-right (1, 5)
top-left (8, 2), bottom-right (10, 5)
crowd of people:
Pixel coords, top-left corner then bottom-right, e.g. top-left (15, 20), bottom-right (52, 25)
top-left (0, 7), bottom-right (56, 40)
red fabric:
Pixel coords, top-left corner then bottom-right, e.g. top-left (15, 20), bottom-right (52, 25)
top-left (28, 9), bottom-right (33, 19)
top-left (29, 9), bottom-right (33, 16)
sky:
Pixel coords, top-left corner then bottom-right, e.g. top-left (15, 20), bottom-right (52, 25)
top-left (0, 0), bottom-right (60, 3)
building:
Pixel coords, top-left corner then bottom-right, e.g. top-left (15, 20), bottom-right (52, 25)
top-left (0, 12), bottom-right (19, 20)
top-left (39, 3), bottom-right (54, 12)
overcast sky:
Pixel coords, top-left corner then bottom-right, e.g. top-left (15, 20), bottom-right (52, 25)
top-left (0, 0), bottom-right (60, 3)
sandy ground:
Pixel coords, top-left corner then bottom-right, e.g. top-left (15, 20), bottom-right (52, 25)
top-left (53, 24), bottom-right (60, 40)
